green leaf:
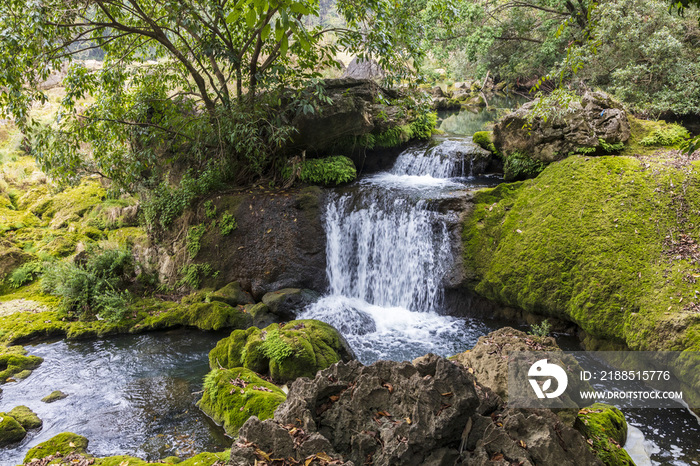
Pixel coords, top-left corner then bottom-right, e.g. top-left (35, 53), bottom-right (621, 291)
top-left (246, 8), bottom-right (257, 28)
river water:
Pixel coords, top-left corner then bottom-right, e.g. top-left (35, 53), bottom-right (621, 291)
top-left (2, 102), bottom-right (698, 465)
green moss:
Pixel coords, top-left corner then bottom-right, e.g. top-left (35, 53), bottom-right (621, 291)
top-left (9, 405), bottom-right (42, 429)
top-left (575, 403), bottom-right (633, 466)
top-left (472, 131), bottom-right (499, 155)
top-left (139, 300), bottom-right (252, 332)
top-left (0, 413), bottom-right (26, 446)
top-left (210, 319), bottom-right (349, 383)
top-left (42, 390), bottom-right (68, 403)
top-left (620, 117), bottom-right (689, 156)
top-left (503, 151), bottom-right (546, 181)
top-left (93, 452), bottom-right (229, 466)
top-left (208, 282), bottom-right (253, 307)
top-left (297, 156), bottom-right (357, 186)
top-left (198, 367), bottom-right (286, 435)
top-left (640, 123), bottom-right (689, 147)
top-left (463, 154), bottom-right (700, 399)
top-left (0, 345), bottom-right (43, 381)
top-left (24, 432), bottom-right (89, 462)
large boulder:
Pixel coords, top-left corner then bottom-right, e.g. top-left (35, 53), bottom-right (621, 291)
top-left (493, 91), bottom-right (631, 169)
top-left (209, 320), bottom-right (355, 384)
top-left (261, 288), bottom-right (320, 321)
top-left (342, 57), bottom-right (385, 80)
top-left (228, 354), bottom-right (603, 465)
top-left (575, 403), bottom-right (635, 466)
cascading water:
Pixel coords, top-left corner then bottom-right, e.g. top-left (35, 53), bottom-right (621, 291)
top-left (301, 137), bottom-right (498, 363)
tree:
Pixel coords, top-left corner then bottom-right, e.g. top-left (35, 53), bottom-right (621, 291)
top-left (0, 0), bottom-right (427, 197)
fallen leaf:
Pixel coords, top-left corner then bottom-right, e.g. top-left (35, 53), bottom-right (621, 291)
top-left (519, 440), bottom-right (527, 448)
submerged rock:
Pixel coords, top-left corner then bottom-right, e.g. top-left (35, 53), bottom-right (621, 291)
top-left (41, 390), bottom-right (68, 403)
top-left (209, 320), bottom-right (355, 384)
top-left (0, 345), bottom-right (43, 382)
top-left (198, 367), bottom-right (286, 435)
top-left (228, 354), bottom-right (602, 465)
top-left (8, 405), bottom-right (42, 430)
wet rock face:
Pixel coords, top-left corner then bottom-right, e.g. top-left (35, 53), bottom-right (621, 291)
top-left (229, 354), bottom-right (603, 466)
top-left (493, 91), bottom-right (631, 163)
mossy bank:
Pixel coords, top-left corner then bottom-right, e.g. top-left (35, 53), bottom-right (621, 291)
top-left (462, 152), bottom-right (700, 404)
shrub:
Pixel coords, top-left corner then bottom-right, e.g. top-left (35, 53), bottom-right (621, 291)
top-left (176, 263), bottom-right (216, 289)
top-left (529, 319), bottom-right (552, 337)
top-left (8, 261), bottom-right (44, 288)
top-left (640, 123), bottom-right (690, 147)
top-left (504, 152), bottom-right (546, 181)
top-left (298, 156), bottom-right (357, 186)
top-left (41, 246), bottom-right (135, 321)
top-left (204, 200), bottom-right (217, 219)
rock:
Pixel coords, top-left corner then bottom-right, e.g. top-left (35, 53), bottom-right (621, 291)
top-left (245, 303), bottom-right (278, 328)
top-left (209, 320), bottom-right (355, 383)
top-left (493, 91), bottom-right (631, 168)
top-left (575, 403), bottom-right (634, 466)
top-left (230, 354), bottom-right (603, 465)
top-left (198, 367), bottom-right (286, 435)
top-left (42, 390), bottom-right (68, 403)
top-left (261, 288), bottom-right (320, 321)
top-left (451, 327), bottom-right (592, 425)
top-left (431, 86), bottom-right (446, 98)
top-left (24, 432), bottom-right (89, 463)
top-left (208, 282), bottom-right (255, 307)
top-left (8, 405), bottom-right (42, 429)
top-left (343, 57), bottom-right (385, 80)
top-left (0, 240), bottom-right (34, 281)
top-left (0, 414), bottom-right (26, 446)
top-left (143, 300), bottom-right (253, 331)
top-left (0, 345), bottom-right (43, 382)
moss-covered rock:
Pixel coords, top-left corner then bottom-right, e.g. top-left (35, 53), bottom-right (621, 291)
top-left (462, 154), bottom-right (700, 405)
top-left (0, 345), bottom-right (43, 381)
top-left (42, 389), bottom-right (68, 403)
top-left (9, 405), bottom-right (42, 429)
top-left (245, 302), bottom-right (278, 328)
top-left (472, 131), bottom-right (498, 155)
top-left (209, 319), bottom-right (354, 383)
top-left (140, 300), bottom-right (253, 331)
top-left (198, 367), bottom-right (286, 435)
top-left (575, 403), bottom-right (634, 466)
top-left (91, 451), bottom-right (229, 465)
top-left (208, 281), bottom-right (254, 307)
top-left (24, 432), bottom-right (89, 462)
top-left (0, 413), bottom-right (26, 446)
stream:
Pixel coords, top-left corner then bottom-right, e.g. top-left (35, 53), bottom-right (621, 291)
top-left (1, 101), bottom-right (698, 465)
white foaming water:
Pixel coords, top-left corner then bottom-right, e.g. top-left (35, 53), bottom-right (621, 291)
top-left (300, 139), bottom-right (494, 363)
top-left (391, 138), bottom-right (482, 178)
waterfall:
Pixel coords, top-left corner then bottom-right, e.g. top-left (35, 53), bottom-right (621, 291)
top-left (300, 137), bottom-right (493, 363)
top-left (391, 138), bottom-right (483, 178)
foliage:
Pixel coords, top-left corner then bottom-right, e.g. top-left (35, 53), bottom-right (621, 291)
top-left (204, 200), bottom-right (217, 220)
top-left (40, 246), bottom-right (135, 321)
top-left (529, 319), bottom-right (552, 337)
top-left (176, 263), bottom-right (216, 289)
top-left (186, 224), bottom-right (207, 258)
top-left (8, 261), bottom-right (44, 288)
top-left (296, 156), bottom-right (357, 186)
top-left (503, 152), bottom-right (546, 181)
top-left (640, 123), bottom-right (690, 147)
top-left (0, 0), bottom-right (430, 214)
top-left (220, 212), bottom-right (238, 236)
top-left (598, 139), bottom-right (624, 154)
top-left (261, 327), bottom-right (295, 363)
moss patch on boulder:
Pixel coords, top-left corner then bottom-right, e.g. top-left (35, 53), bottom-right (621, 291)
top-left (9, 405), bottom-right (42, 429)
top-left (24, 432), bottom-right (89, 462)
top-left (208, 281), bottom-right (254, 307)
top-left (209, 319), bottom-right (354, 383)
top-left (198, 367), bottom-right (286, 435)
top-left (0, 345), bottom-right (43, 381)
top-left (0, 413), bottom-right (26, 446)
top-left (575, 403), bottom-right (634, 466)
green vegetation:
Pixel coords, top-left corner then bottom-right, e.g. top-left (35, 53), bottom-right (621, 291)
top-left (8, 406), bottom-right (42, 430)
top-left (198, 367), bottom-right (286, 435)
top-left (24, 432), bottom-right (89, 462)
top-left (0, 414), bottom-right (26, 447)
top-left (176, 263), bottom-right (216, 290)
top-left (529, 319), bottom-right (552, 337)
top-left (186, 224), bottom-right (207, 258)
top-left (640, 123), bottom-right (690, 147)
top-left (219, 212), bottom-right (238, 236)
top-left (209, 319), bottom-right (349, 383)
top-left (0, 345), bottom-right (43, 380)
top-left (41, 390), bottom-right (68, 403)
top-left (576, 404), bottom-right (634, 466)
top-left (503, 151), bottom-right (546, 182)
top-left (297, 156), bottom-right (357, 186)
